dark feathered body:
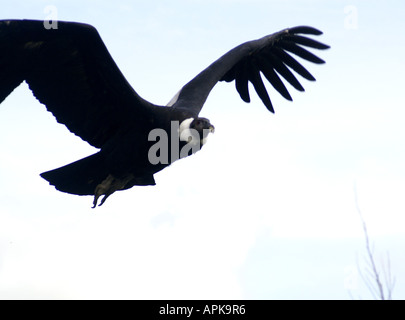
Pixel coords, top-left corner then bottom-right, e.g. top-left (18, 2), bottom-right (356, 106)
top-left (41, 106), bottom-right (196, 199)
top-left (0, 19), bottom-right (329, 207)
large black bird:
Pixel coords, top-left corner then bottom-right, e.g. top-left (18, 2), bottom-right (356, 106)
top-left (0, 20), bottom-right (329, 207)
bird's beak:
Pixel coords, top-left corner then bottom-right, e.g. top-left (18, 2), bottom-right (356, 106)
top-left (209, 124), bottom-right (215, 133)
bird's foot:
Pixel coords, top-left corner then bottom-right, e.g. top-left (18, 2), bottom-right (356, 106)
top-left (92, 175), bottom-right (117, 208)
top-left (92, 174), bottom-right (134, 208)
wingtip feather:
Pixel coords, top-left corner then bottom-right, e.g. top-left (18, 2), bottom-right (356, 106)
top-left (288, 26), bottom-right (324, 36)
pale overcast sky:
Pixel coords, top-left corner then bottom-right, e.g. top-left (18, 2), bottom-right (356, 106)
top-left (0, 0), bottom-right (404, 299)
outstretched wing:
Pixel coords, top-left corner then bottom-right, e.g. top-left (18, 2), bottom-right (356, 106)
top-left (0, 20), bottom-right (160, 148)
top-left (170, 26), bottom-right (329, 114)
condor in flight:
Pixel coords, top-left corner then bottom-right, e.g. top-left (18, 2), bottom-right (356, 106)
top-left (0, 20), bottom-right (329, 207)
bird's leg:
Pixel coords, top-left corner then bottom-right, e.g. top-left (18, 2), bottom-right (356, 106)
top-left (92, 174), bottom-right (116, 208)
top-left (92, 174), bottom-right (134, 208)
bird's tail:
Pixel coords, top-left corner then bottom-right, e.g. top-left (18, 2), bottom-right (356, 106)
top-left (40, 152), bottom-right (108, 196)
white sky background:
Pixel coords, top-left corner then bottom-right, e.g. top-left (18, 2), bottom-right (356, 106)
top-left (0, 0), bottom-right (404, 299)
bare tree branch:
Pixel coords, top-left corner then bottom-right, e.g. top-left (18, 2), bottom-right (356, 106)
top-left (354, 184), bottom-right (395, 300)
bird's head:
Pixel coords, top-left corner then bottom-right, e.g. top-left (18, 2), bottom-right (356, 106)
top-left (179, 117), bottom-right (215, 147)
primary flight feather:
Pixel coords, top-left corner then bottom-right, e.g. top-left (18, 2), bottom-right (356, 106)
top-left (0, 20), bottom-right (329, 207)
